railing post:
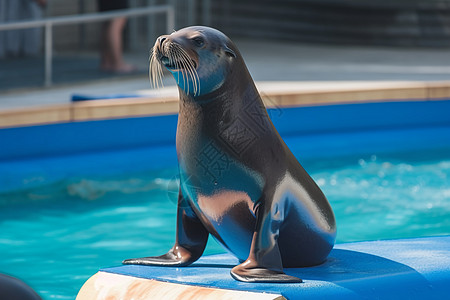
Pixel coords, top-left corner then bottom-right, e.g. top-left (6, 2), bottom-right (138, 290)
top-left (44, 22), bottom-right (53, 87)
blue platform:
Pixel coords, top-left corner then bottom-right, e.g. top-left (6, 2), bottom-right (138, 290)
top-left (102, 236), bottom-right (450, 300)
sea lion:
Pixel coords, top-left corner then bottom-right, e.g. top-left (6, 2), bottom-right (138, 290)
top-left (0, 274), bottom-right (41, 300)
top-left (123, 26), bottom-right (336, 283)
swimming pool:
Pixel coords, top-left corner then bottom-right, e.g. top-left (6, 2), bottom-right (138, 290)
top-left (1, 99), bottom-right (450, 299)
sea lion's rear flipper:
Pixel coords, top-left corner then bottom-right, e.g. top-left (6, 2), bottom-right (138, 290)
top-left (230, 199), bottom-right (303, 283)
top-left (123, 190), bottom-right (208, 267)
top-left (230, 267), bottom-right (302, 283)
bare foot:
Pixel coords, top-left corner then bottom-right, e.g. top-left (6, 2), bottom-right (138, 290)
top-left (101, 63), bottom-right (137, 74)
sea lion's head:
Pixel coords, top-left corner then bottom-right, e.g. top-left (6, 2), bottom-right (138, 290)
top-left (150, 26), bottom-right (237, 97)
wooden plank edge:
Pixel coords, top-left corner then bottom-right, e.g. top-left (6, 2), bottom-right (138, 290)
top-left (75, 271), bottom-right (285, 300)
top-left (2, 82), bottom-right (450, 129)
top-left (71, 97), bottom-right (179, 121)
top-left (0, 104), bottom-right (71, 129)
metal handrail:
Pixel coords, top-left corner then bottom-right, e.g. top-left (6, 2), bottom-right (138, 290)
top-left (0, 5), bottom-right (175, 87)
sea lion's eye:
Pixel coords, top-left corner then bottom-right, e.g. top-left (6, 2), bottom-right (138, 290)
top-left (192, 37), bottom-right (204, 47)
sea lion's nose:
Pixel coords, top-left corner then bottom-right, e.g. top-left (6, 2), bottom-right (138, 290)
top-left (158, 36), bottom-right (168, 47)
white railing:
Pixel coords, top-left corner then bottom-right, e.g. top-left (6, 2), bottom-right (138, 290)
top-left (0, 5), bottom-right (175, 87)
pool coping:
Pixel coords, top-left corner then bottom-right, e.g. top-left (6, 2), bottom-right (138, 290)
top-left (1, 81), bottom-right (450, 129)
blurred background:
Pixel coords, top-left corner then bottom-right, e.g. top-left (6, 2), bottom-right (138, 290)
top-left (2, 0), bottom-right (450, 100)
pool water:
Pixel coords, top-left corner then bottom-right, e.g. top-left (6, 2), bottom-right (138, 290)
top-left (0, 150), bottom-right (449, 299)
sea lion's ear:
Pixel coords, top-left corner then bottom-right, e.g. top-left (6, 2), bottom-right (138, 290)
top-left (224, 45), bottom-right (236, 58)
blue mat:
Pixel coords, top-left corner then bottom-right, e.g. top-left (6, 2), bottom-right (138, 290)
top-left (102, 236), bottom-right (450, 300)
top-left (71, 93), bottom-right (142, 101)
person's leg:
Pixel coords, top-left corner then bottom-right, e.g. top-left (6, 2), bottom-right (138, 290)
top-left (102, 17), bottom-right (136, 72)
top-left (99, 21), bottom-right (112, 70)
top-left (108, 17), bottom-right (127, 68)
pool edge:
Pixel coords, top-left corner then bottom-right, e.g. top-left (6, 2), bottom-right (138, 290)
top-left (2, 80), bottom-right (450, 129)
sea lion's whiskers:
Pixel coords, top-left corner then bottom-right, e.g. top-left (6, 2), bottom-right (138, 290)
top-left (149, 47), bottom-right (163, 90)
top-left (151, 41), bottom-right (200, 96)
top-left (172, 47), bottom-right (188, 94)
top-left (165, 45), bottom-right (179, 87)
top-left (173, 45), bottom-right (189, 93)
top-left (177, 46), bottom-right (200, 96)
top-left (151, 57), bottom-right (161, 89)
top-left (156, 51), bottom-right (164, 88)
top-left (174, 44), bottom-right (196, 95)
top-left (179, 52), bottom-right (192, 95)
top-left (177, 51), bottom-right (189, 95)
top-left (149, 48), bottom-right (156, 88)
top-left (183, 52), bottom-right (200, 96)
top-left (173, 45), bottom-right (190, 94)
top-left (182, 48), bottom-right (200, 95)
top-left (154, 47), bottom-right (163, 89)
top-left (180, 56), bottom-right (189, 94)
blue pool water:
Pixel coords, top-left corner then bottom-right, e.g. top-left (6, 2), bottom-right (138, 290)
top-left (0, 149), bottom-right (449, 299)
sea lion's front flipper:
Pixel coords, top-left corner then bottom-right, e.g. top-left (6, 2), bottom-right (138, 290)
top-left (230, 200), bottom-right (303, 283)
top-left (123, 190), bottom-right (208, 267)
